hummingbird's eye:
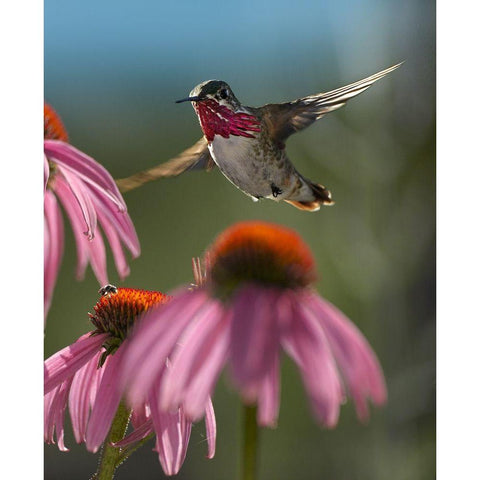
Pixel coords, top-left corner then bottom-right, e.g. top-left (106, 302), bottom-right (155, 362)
top-left (219, 88), bottom-right (229, 100)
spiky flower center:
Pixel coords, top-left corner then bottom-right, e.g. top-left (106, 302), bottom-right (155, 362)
top-left (44, 104), bottom-right (69, 141)
top-left (207, 221), bottom-right (316, 299)
top-left (89, 287), bottom-right (169, 364)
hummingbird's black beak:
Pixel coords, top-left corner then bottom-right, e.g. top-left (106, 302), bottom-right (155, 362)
top-left (175, 96), bottom-right (202, 104)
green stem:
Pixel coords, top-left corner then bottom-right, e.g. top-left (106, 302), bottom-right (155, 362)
top-left (115, 432), bottom-right (155, 467)
top-left (242, 405), bottom-right (259, 480)
top-left (94, 403), bottom-right (131, 480)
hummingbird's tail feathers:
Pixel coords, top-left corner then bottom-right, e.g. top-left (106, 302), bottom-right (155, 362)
top-left (284, 199), bottom-right (322, 212)
top-left (116, 138), bottom-right (215, 193)
top-left (285, 180), bottom-right (335, 212)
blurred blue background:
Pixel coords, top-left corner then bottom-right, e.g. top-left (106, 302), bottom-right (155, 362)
top-left (44, 0), bottom-right (435, 478)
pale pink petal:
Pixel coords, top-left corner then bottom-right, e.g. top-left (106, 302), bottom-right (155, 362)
top-left (58, 165), bottom-right (97, 239)
top-left (86, 228), bottom-right (108, 286)
top-left (204, 397), bottom-right (216, 459)
top-left (96, 205), bottom-right (130, 279)
top-left (256, 352), bottom-right (280, 427)
top-left (68, 352), bottom-right (102, 443)
top-left (53, 177), bottom-right (89, 279)
top-left (123, 289), bottom-right (209, 408)
top-left (161, 306), bottom-right (230, 421)
top-left (44, 156), bottom-right (50, 190)
top-left (86, 346), bottom-right (127, 453)
top-left (306, 294), bottom-right (387, 420)
top-left (230, 286), bottom-right (280, 398)
top-left (91, 190), bottom-right (140, 258)
top-left (130, 403), bottom-right (151, 429)
top-left (44, 140), bottom-right (126, 211)
top-left (44, 386), bottom-right (59, 444)
top-left (160, 300), bottom-right (224, 406)
top-left (112, 418), bottom-right (154, 448)
top-left (55, 175), bottom-right (108, 285)
top-left (281, 294), bottom-right (343, 428)
top-left (44, 379), bottom-right (72, 451)
top-left (45, 333), bottom-right (107, 394)
top-left (150, 383), bottom-right (192, 476)
top-left (44, 190), bottom-right (64, 317)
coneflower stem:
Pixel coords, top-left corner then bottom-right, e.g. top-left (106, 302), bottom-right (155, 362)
top-left (94, 403), bottom-right (131, 480)
top-left (115, 432), bottom-right (155, 467)
top-left (242, 405), bottom-right (259, 480)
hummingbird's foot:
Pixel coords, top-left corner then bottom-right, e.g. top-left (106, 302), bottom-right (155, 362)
top-left (270, 183), bottom-right (283, 198)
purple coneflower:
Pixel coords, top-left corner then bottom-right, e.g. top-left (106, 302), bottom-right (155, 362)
top-left (44, 104), bottom-right (140, 317)
top-left (123, 221), bottom-right (387, 428)
top-left (44, 287), bottom-right (216, 477)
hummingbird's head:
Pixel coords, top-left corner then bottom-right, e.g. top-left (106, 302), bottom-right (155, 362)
top-left (176, 80), bottom-right (241, 111)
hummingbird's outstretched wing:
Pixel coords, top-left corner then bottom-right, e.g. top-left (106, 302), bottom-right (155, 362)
top-left (260, 63), bottom-right (402, 144)
top-left (116, 137), bottom-right (215, 192)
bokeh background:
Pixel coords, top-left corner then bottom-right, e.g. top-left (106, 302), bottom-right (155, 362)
top-left (44, 0), bottom-right (435, 479)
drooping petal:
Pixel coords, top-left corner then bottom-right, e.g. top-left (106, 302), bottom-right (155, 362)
top-left (130, 404), bottom-right (150, 429)
top-left (44, 140), bottom-right (126, 211)
top-left (44, 190), bottom-right (64, 318)
top-left (306, 293), bottom-right (387, 420)
top-left (57, 165), bottom-right (98, 239)
top-left (91, 189), bottom-right (140, 258)
top-left (256, 350), bottom-right (280, 427)
top-left (112, 418), bottom-right (154, 448)
top-left (149, 379), bottom-right (192, 476)
top-left (96, 204), bottom-right (130, 279)
top-left (54, 175), bottom-right (109, 285)
top-left (44, 333), bottom-right (107, 394)
top-left (281, 293), bottom-right (343, 428)
top-left (44, 156), bottom-right (50, 190)
top-left (230, 286), bottom-right (280, 399)
top-left (85, 227), bottom-right (108, 287)
top-left (86, 346), bottom-right (127, 453)
top-left (204, 397), bottom-right (216, 459)
top-left (44, 379), bottom-right (72, 451)
top-left (123, 289), bottom-right (209, 408)
top-left (161, 303), bottom-right (229, 421)
top-left (68, 351), bottom-right (102, 443)
top-left (53, 177), bottom-right (89, 279)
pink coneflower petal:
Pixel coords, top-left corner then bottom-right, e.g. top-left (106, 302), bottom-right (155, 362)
top-left (160, 300), bottom-right (224, 407)
top-left (112, 419), bottom-right (154, 448)
top-left (54, 176), bottom-right (109, 285)
top-left (68, 351), bottom-right (103, 443)
top-left (230, 286), bottom-right (280, 399)
top-left (131, 404), bottom-right (151, 428)
top-left (256, 352), bottom-right (280, 427)
top-left (307, 294), bottom-right (387, 420)
top-left (45, 379), bottom-right (72, 451)
top-left (44, 156), bottom-right (50, 190)
top-left (96, 206), bottom-right (130, 279)
top-left (45, 333), bottom-right (108, 394)
top-left (86, 346), bottom-right (126, 453)
top-left (54, 177), bottom-right (89, 278)
top-left (58, 165), bottom-right (98, 240)
top-left (44, 191), bottom-right (64, 317)
top-left (283, 295), bottom-right (343, 428)
top-left (90, 189), bottom-right (140, 257)
top-left (86, 228), bottom-right (108, 287)
top-left (124, 289), bottom-right (209, 408)
top-left (44, 140), bottom-right (126, 211)
top-left (204, 397), bottom-right (216, 459)
top-left (161, 307), bottom-right (230, 421)
top-left (149, 384), bottom-right (192, 476)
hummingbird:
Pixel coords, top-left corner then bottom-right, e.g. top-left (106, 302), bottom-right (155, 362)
top-left (116, 63), bottom-right (401, 211)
